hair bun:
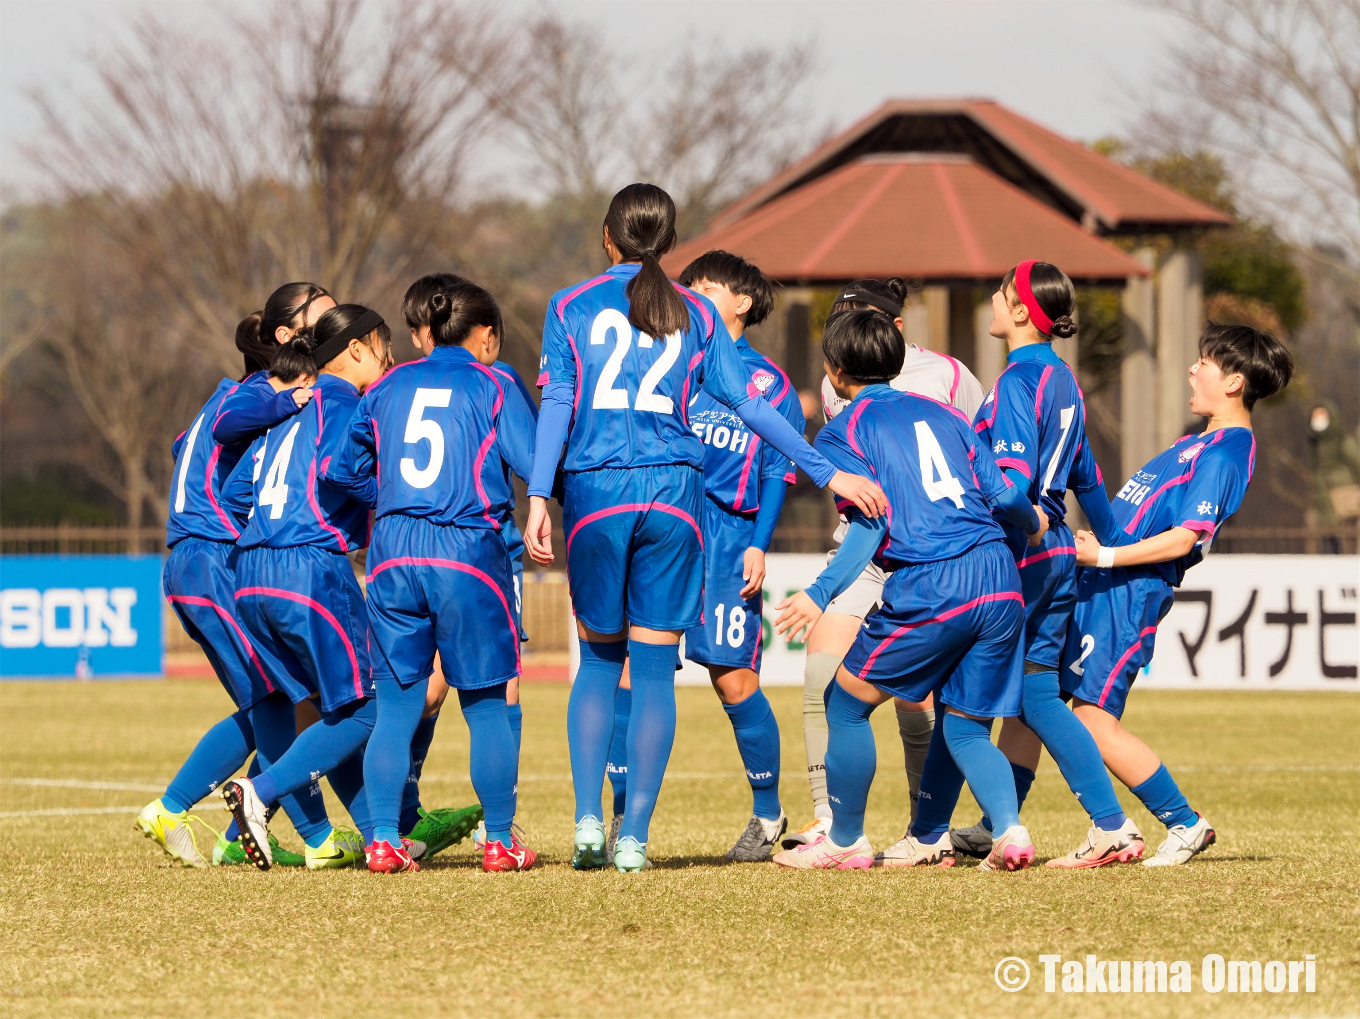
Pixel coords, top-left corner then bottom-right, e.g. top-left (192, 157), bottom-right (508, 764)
top-left (1050, 315), bottom-right (1078, 339)
top-left (428, 290), bottom-right (454, 327)
top-left (885, 277), bottom-right (907, 303)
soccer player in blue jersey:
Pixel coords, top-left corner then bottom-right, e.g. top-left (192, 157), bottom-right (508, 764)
top-left (772, 309), bottom-right (1046, 872)
top-left (330, 282), bottom-right (538, 874)
top-left (922, 261), bottom-right (1146, 870)
top-left (219, 305), bottom-right (394, 870)
top-left (523, 184), bottom-right (886, 873)
top-left (1063, 323), bottom-right (1294, 866)
top-left (137, 346), bottom-right (323, 868)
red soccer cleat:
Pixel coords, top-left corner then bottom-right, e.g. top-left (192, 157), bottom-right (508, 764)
top-left (483, 834), bottom-right (537, 872)
top-left (366, 838), bottom-right (420, 873)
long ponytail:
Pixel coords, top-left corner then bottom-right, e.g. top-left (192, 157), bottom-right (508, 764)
top-left (603, 183), bottom-right (690, 338)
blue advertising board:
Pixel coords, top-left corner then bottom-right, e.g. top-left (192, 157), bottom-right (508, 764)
top-left (0, 556), bottom-right (164, 678)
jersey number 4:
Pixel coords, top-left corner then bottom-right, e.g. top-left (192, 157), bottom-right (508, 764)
top-left (258, 422), bottom-right (302, 519)
top-left (915, 421), bottom-right (965, 508)
top-left (590, 309), bottom-right (681, 413)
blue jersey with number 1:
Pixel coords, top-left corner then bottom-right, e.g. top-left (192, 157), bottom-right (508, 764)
top-left (167, 379), bottom-right (250, 546)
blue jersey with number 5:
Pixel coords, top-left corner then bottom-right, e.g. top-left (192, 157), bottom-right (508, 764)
top-left (537, 263), bottom-right (759, 474)
top-left (815, 385), bottom-right (1009, 565)
top-left (330, 345), bottom-right (535, 529)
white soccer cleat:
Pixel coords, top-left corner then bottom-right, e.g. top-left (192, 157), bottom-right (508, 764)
top-left (977, 824), bottom-right (1035, 872)
top-left (220, 777), bottom-right (272, 870)
top-left (773, 831), bottom-right (873, 870)
top-left (1142, 813), bottom-right (1215, 867)
top-left (949, 821), bottom-right (993, 859)
top-left (134, 799), bottom-right (207, 868)
top-left (874, 831), bottom-right (956, 868)
top-left (779, 813), bottom-right (832, 851)
top-left (1046, 818), bottom-right (1145, 869)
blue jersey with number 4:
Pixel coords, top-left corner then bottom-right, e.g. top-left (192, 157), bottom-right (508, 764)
top-left (330, 345), bottom-right (535, 529)
top-left (226, 373), bottom-right (370, 552)
top-left (815, 385), bottom-right (1010, 565)
top-left (687, 337), bottom-right (801, 512)
top-left (537, 263), bottom-right (764, 475)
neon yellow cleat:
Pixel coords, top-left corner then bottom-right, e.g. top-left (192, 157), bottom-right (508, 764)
top-left (304, 826), bottom-right (366, 870)
top-left (134, 798), bottom-right (206, 868)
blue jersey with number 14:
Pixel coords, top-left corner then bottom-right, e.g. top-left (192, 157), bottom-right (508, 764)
top-left (815, 385), bottom-right (1010, 565)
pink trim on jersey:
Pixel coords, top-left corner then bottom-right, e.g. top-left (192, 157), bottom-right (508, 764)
top-left (365, 556), bottom-right (520, 673)
top-left (924, 348), bottom-right (962, 404)
top-left (995, 456), bottom-right (1032, 478)
top-left (680, 350), bottom-right (705, 426)
top-left (678, 286), bottom-right (715, 337)
top-left (565, 502), bottom-right (704, 558)
top-left (364, 358), bottom-right (422, 398)
top-left (166, 594), bottom-right (273, 692)
top-left (566, 333), bottom-right (584, 414)
top-left (235, 585), bottom-right (364, 699)
top-left (1033, 365), bottom-right (1053, 424)
top-left (1016, 545), bottom-right (1075, 569)
top-left (1179, 519), bottom-right (1217, 537)
top-left (210, 383), bottom-right (242, 435)
top-left (203, 445), bottom-right (241, 539)
top-left (372, 420), bottom-right (381, 484)
top-left (1098, 626), bottom-right (1159, 708)
top-left (1246, 434), bottom-right (1257, 480)
top-left (306, 456), bottom-right (350, 552)
top-left (470, 362), bottom-right (506, 529)
top-left (845, 398), bottom-right (874, 463)
top-left (783, 470), bottom-right (797, 483)
top-left (555, 274), bottom-right (613, 323)
top-left (1123, 430), bottom-right (1226, 535)
top-left (732, 437), bottom-right (761, 512)
top-left (857, 591), bottom-right (1025, 680)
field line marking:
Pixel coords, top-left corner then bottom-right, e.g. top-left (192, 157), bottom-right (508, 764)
top-left (3, 778), bottom-right (166, 792)
top-left (0, 806), bottom-right (143, 819)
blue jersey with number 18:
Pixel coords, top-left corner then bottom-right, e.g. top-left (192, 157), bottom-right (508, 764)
top-left (330, 345), bottom-right (536, 529)
top-left (815, 385), bottom-right (1010, 565)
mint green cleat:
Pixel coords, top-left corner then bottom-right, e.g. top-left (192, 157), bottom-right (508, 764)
top-left (406, 805), bottom-right (483, 861)
top-left (212, 833), bottom-right (305, 867)
top-left (572, 816), bottom-right (607, 870)
top-left (613, 836), bottom-right (648, 873)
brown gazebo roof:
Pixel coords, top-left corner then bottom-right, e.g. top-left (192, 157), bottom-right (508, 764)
top-left (665, 154), bottom-right (1150, 284)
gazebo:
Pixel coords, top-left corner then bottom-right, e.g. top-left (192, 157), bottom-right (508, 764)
top-left (665, 99), bottom-right (1231, 481)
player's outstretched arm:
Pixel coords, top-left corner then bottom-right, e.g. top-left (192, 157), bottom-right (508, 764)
top-left (1074, 526), bottom-right (1201, 568)
top-left (775, 515), bottom-right (885, 641)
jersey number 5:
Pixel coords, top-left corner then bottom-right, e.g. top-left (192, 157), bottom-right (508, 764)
top-left (401, 388), bottom-right (452, 489)
top-left (590, 309), bottom-right (681, 414)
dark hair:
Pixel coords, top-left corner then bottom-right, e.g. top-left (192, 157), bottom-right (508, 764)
top-left (309, 304), bottom-right (391, 369)
top-left (1198, 322), bottom-right (1294, 410)
top-left (234, 282), bottom-right (332, 377)
top-left (429, 282), bottom-right (501, 348)
top-left (604, 183), bottom-right (690, 338)
top-left (402, 272), bottom-right (470, 330)
top-left (677, 250), bottom-right (775, 327)
top-left (268, 335), bottom-right (317, 384)
top-left (830, 277), bottom-right (907, 319)
top-left (823, 309), bottom-right (905, 383)
top-left (1000, 262), bottom-right (1077, 339)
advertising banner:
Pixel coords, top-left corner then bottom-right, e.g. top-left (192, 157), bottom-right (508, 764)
top-left (0, 556), bottom-right (164, 678)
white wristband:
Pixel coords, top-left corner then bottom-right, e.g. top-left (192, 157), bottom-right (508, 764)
top-left (1096, 545), bottom-right (1117, 569)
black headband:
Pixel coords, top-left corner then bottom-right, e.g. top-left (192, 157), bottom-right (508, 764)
top-left (834, 287), bottom-right (901, 318)
top-left (312, 309), bottom-right (385, 369)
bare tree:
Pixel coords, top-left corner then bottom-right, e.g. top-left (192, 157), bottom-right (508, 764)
top-left (1140, 0), bottom-right (1360, 265)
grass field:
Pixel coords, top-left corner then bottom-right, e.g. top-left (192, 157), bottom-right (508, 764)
top-left (1, 680), bottom-right (1357, 1018)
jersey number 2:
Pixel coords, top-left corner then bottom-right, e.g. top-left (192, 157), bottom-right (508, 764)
top-left (590, 309), bottom-right (680, 414)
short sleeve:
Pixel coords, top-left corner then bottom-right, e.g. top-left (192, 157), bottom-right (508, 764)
top-left (964, 424), bottom-right (1013, 503)
top-left (538, 298), bottom-right (576, 400)
top-left (1175, 443), bottom-right (1250, 541)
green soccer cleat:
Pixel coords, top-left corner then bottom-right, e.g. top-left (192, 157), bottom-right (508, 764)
top-left (405, 805), bottom-right (483, 860)
top-left (572, 816), bottom-right (607, 870)
top-left (212, 833), bottom-right (305, 867)
top-left (305, 826), bottom-right (366, 870)
top-left (135, 799), bottom-right (206, 868)
top-left (613, 835), bottom-right (648, 873)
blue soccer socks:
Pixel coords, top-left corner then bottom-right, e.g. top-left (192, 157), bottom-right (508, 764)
top-left (163, 710), bottom-right (254, 813)
top-left (248, 693), bottom-right (330, 842)
top-left (911, 714), bottom-right (966, 838)
top-left (618, 640), bottom-right (678, 846)
top-left (981, 761), bottom-right (1036, 833)
top-left (1020, 669), bottom-right (1125, 828)
top-left (825, 682), bottom-right (877, 847)
top-left (1131, 763), bottom-right (1197, 831)
top-left (459, 684), bottom-right (517, 846)
top-left (943, 712), bottom-right (1020, 835)
top-left (567, 639), bottom-right (626, 824)
top-left (607, 686), bottom-right (631, 816)
top-left (508, 702), bottom-right (523, 757)
top-left (365, 676), bottom-right (429, 847)
top-left (723, 689), bottom-right (781, 821)
top-left (325, 749), bottom-right (372, 844)
top-left (399, 712), bottom-right (439, 835)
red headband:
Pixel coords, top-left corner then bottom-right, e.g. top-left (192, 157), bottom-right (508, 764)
top-left (1014, 260), bottom-right (1054, 336)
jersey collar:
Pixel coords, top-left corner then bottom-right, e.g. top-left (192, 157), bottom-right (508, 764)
top-left (427, 345), bottom-right (477, 363)
top-left (1006, 341), bottom-right (1064, 367)
top-left (315, 372), bottom-right (359, 394)
top-left (851, 383), bottom-right (897, 403)
top-left (607, 262), bottom-right (643, 279)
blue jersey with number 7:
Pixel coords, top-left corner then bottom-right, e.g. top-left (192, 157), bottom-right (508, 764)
top-left (328, 345), bottom-right (536, 529)
top-left (815, 385), bottom-right (1010, 565)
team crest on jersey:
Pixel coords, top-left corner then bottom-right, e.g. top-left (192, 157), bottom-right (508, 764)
top-left (751, 369), bottom-right (776, 394)
top-left (984, 389), bottom-right (996, 404)
top-left (1178, 442), bottom-right (1206, 463)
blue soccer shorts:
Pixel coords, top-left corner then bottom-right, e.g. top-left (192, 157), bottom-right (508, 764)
top-left (1060, 566), bottom-right (1175, 719)
top-left (842, 539), bottom-right (1025, 718)
top-left (562, 464), bottom-right (704, 634)
top-left (234, 544), bottom-right (373, 714)
top-left (365, 514), bottom-right (520, 691)
top-left (1004, 521), bottom-right (1078, 669)
top-left (164, 537), bottom-right (279, 710)
top-left (684, 498), bottom-right (763, 672)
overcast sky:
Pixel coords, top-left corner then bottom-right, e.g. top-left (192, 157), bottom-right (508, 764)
top-left (0, 0), bottom-right (1180, 195)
